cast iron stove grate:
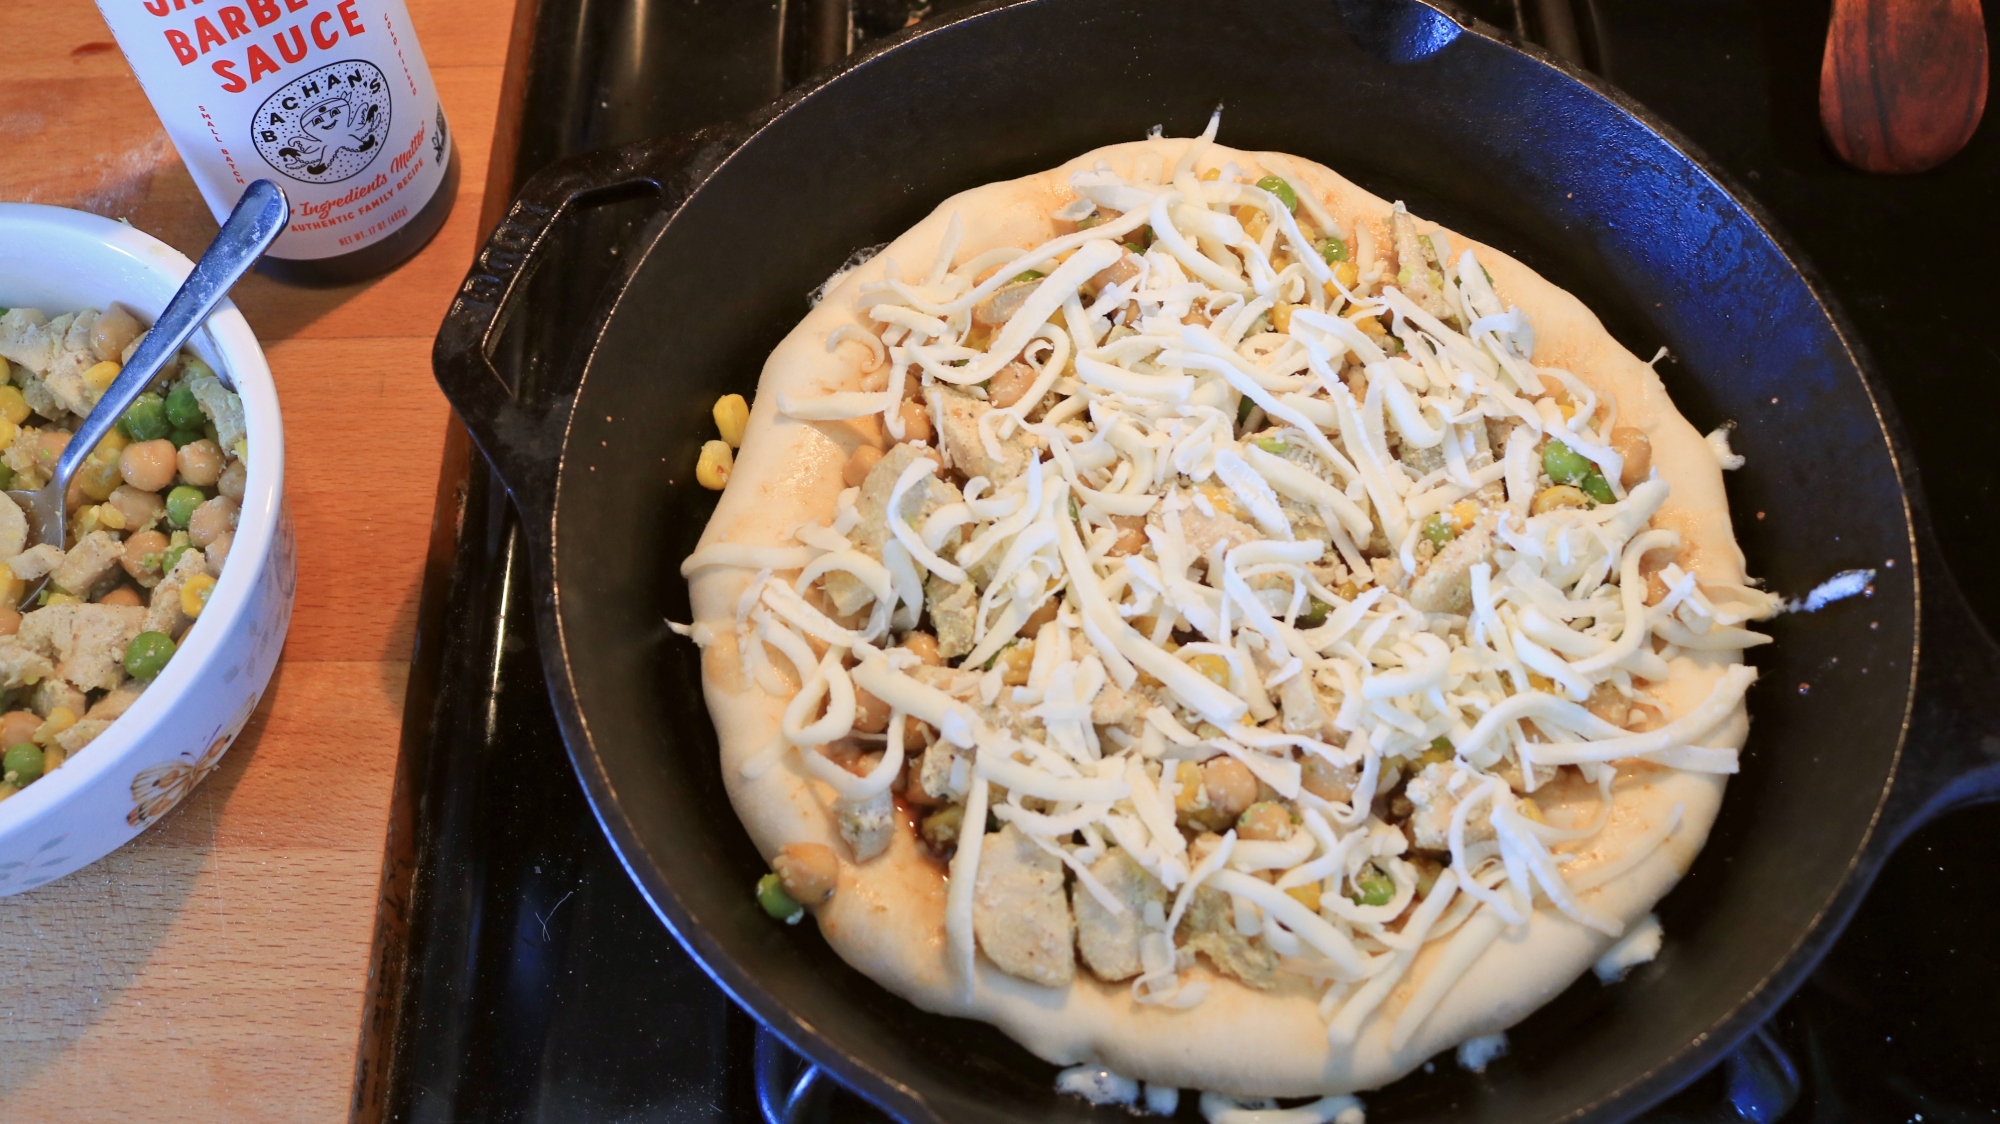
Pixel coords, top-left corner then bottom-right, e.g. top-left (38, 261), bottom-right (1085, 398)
top-left (360, 0), bottom-right (2000, 1119)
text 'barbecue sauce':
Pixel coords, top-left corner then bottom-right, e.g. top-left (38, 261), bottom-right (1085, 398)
top-left (96, 0), bottom-right (458, 285)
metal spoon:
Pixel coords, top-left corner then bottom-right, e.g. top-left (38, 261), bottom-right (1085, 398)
top-left (9, 180), bottom-right (289, 594)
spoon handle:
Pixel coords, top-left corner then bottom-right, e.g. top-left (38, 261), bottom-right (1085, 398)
top-left (53, 180), bottom-right (289, 487)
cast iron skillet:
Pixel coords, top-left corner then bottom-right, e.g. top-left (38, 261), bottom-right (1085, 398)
top-left (432, 0), bottom-right (2000, 1118)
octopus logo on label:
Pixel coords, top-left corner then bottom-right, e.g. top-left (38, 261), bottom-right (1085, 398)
top-left (251, 60), bottom-right (393, 184)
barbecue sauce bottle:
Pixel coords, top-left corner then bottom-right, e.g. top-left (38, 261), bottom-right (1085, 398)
top-left (95, 0), bottom-right (458, 285)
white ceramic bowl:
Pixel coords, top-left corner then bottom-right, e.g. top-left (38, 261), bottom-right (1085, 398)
top-left (0, 204), bottom-right (293, 895)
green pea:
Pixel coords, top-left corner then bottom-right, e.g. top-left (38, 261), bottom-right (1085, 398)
top-left (756, 872), bottom-right (803, 923)
top-left (165, 485), bottom-right (205, 528)
top-left (1580, 470), bottom-right (1616, 505)
top-left (1542, 440), bottom-right (1594, 486)
top-left (121, 393), bottom-right (170, 442)
top-left (164, 384), bottom-right (205, 430)
top-left (168, 427), bottom-right (204, 449)
top-left (3, 743), bottom-right (43, 786)
top-left (161, 544), bottom-right (191, 575)
top-left (0, 464), bottom-right (14, 491)
top-left (983, 639), bottom-right (1017, 672)
top-left (1418, 233), bottom-right (1438, 263)
top-left (1253, 437), bottom-right (1288, 455)
top-left (1297, 597), bottom-right (1331, 629)
top-left (1350, 862), bottom-right (1394, 907)
top-left (1256, 175), bottom-right (1298, 212)
top-left (1422, 512), bottom-right (1457, 547)
top-left (125, 631), bottom-right (176, 680)
top-left (1076, 212), bottom-right (1105, 230)
top-left (1012, 270), bottom-right (1045, 284)
top-left (1237, 396), bottom-right (1256, 427)
top-left (1318, 236), bottom-right (1350, 264)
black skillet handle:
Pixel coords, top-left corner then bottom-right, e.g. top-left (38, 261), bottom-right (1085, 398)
top-left (432, 125), bottom-right (749, 524)
top-left (1867, 528), bottom-right (2000, 861)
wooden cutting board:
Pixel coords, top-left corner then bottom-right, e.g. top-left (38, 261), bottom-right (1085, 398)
top-left (0, 1), bottom-right (515, 1117)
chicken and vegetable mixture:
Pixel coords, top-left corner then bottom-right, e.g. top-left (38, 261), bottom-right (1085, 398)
top-left (706, 134), bottom-right (1777, 1042)
top-left (0, 304), bottom-right (248, 798)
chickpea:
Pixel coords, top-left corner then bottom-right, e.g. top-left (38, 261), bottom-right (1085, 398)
top-left (0, 710), bottom-right (39, 747)
top-left (898, 632), bottom-right (942, 666)
top-left (1108, 515), bottom-right (1148, 556)
top-left (34, 431), bottom-right (70, 476)
top-left (853, 686), bottom-right (890, 734)
top-left (842, 445), bottom-right (884, 488)
top-left (0, 607), bottom-right (18, 637)
top-left (98, 587), bottom-right (142, 607)
top-left (1301, 755), bottom-right (1357, 803)
top-left (118, 439), bottom-right (178, 493)
top-left (1201, 757), bottom-right (1258, 822)
top-left (217, 460), bottom-right (247, 501)
top-left (108, 485), bottom-right (166, 531)
top-left (1237, 801), bottom-right (1294, 841)
top-left (986, 361), bottom-right (1038, 410)
top-left (187, 496), bottom-right (239, 549)
top-left (91, 307), bottom-right (143, 363)
top-left (176, 439), bottom-right (224, 486)
top-left (122, 530), bottom-right (169, 581)
top-left (897, 400), bottom-right (933, 446)
top-left (773, 842), bottom-right (841, 905)
top-left (1609, 426), bottom-right (1652, 488)
top-left (204, 532), bottom-right (232, 575)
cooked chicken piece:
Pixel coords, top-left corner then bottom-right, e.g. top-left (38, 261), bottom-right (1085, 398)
top-left (0, 496), bottom-right (26, 560)
top-left (18, 603), bottom-right (146, 692)
top-left (1398, 439), bottom-right (1445, 476)
top-left (1404, 762), bottom-right (1497, 852)
top-left (0, 308), bottom-right (59, 374)
top-left (144, 548), bottom-right (207, 639)
top-left (973, 825), bottom-right (1075, 987)
top-left (1072, 848), bottom-right (1167, 982)
top-left (973, 277), bottom-right (1040, 328)
top-left (54, 719), bottom-right (112, 754)
top-left (1407, 518), bottom-right (1495, 615)
top-left (188, 372), bottom-right (248, 453)
top-left (1089, 680), bottom-right (1148, 735)
top-left (833, 788), bottom-right (896, 862)
top-left (1390, 204), bottom-right (1453, 321)
top-left (86, 679), bottom-right (147, 721)
top-left (935, 388), bottom-right (1036, 485)
top-left (52, 531), bottom-right (126, 597)
top-left (8, 544), bottom-right (64, 581)
top-left (824, 443), bottom-right (961, 616)
top-left (1177, 885), bottom-right (1278, 989)
top-left (1159, 501), bottom-right (1258, 562)
top-left (925, 574), bottom-right (979, 659)
top-left (0, 638), bottom-right (55, 690)
top-left (916, 738), bottom-right (961, 802)
top-left (31, 678), bottom-right (89, 719)
top-left (1278, 668), bottom-right (1331, 738)
top-left (1370, 555), bottom-right (1408, 597)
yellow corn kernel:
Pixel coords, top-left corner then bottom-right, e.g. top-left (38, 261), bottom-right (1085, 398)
top-left (1285, 881), bottom-right (1322, 913)
top-left (1194, 721), bottom-right (1225, 742)
top-left (1348, 310), bottom-right (1387, 337)
top-left (95, 503), bottom-right (127, 531)
top-left (1527, 672), bottom-right (1555, 693)
top-left (1186, 652), bottom-right (1230, 688)
top-left (1198, 168), bottom-right (1221, 181)
top-left (43, 592), bottom-right (80, 607)
top-left (1334, 261), bottom-right (1360, 290)
top-left (0, 420), bottom-right (17, 452)
top-left (181, 572), bottom-right (217, 618)
top-left (1195, 480), bottom-right (1236, 516)
top-left (1449, 499), bottom-right (1480, 530)
top-left (1271, 303), bottom-right (1296, 334)
top-left (75, 506), bottom-right (100, 536)
top-left (94, 428), bottom-right (130, 457)
top-left (1531, 484), bottom-right (1591, 515)
top-left (1518, 797), bottom-right (1546, 824)
top-left (712, 394), bottom-right (750, 449)
top-left (1239, 208), bottom-right (1270, 243)
top-left (1337, 580), bottom-right (1360, 601)
top-left (695, 440), bottom-right (733, 490)
top-left (76, 455), bottom-right (120, 502)
top-left (83, 361), bottom-right (120, 397)
top-left (0, 386), bottom-right (28, 426)
top-left (1173, 761), bottom-right (1203, 812)
top-left (33, 707), bottom-right (77, 748)
top-left (0, 574), bottom-right (23, 607)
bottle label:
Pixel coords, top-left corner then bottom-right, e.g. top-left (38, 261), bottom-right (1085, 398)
top-left (97, 0), bottom-right (451, 262)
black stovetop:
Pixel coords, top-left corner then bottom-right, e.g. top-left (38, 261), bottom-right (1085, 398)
top-left (367, 0), bottom-right (2000, 1119)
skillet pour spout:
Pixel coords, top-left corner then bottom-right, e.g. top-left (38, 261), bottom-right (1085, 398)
top-left (433, 0), bottom-right (2000, 1118)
